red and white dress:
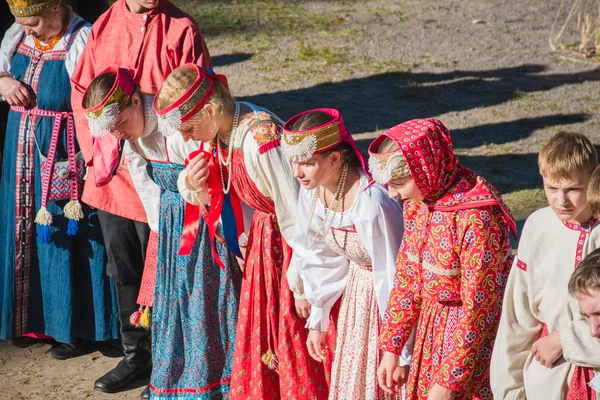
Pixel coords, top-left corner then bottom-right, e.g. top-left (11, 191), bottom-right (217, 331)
top-left (181, 102), bottom-right (331, 399)
top-left (293, 171), bottom-right (413, 400)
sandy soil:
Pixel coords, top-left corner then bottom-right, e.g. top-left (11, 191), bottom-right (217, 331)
top-left (1, 0), bottom-right (600, 398)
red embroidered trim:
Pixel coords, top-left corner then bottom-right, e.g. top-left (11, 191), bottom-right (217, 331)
top-left (331, 225), bottom-right (357, 233)
top-left (516, 258), bottom-right (527, 271)
top-left (150, 377), bottom-right (231, 394)
top-left (257, 139), bottom-right (281, 154)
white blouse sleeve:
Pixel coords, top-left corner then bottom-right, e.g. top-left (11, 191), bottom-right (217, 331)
top-left (0, 23), bottom-right (21, 79)
top-left (64, 23), bottom-right (91, 78)
top-left (293, 187), bottom-right (349, 331)
top-left (243, 135), bottom-right (304, 297)
top-left (243, 136), bottom-right (299, 244)
top-left (124, 142), bottom-right (161, 232)
top-left (354, 182), bottom-right (414, 366)
top-left (0, 22), bottom-right (22, 102)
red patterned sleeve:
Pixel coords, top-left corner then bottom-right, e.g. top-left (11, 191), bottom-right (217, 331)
top-left (378, 210), bottom-right (424, 354)
top-left (436, 206), bottom-right (510, 392)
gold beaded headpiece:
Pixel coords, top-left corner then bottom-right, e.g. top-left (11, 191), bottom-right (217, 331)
top-left (82, 67), bottom-right (135, 138)
top-left (282, 108), bottom-right (345, 163)
top-left (7, 0), bottom-right (61, 17)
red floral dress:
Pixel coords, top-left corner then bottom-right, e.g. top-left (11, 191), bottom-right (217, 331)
top-left (226, 114), bottom-right (330, 400)
top-left (375, 119), bottom-right (516, 400)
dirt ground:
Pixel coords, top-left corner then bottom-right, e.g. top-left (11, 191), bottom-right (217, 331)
top-left (2, 0), bottom-right (600, 398)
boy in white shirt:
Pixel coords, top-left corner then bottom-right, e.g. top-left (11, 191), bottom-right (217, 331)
top-left (491, 132), bottom-right (600, 400)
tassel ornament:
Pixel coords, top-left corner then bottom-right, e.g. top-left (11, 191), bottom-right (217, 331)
top-left (138, 307), bottom-right (151, 329)
top-left (35, 206), bottom-right (53, 226)
top-left (261, 349), bottom-right (280, 373)
top-left (129, 306), bottom-right (152, 330)
top-left (63, 200), bottom-right (84, 221)
top-left (129, 307), bottom-right (143, 326)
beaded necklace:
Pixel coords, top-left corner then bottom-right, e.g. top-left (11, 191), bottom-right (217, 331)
top-left (305, 163), bottom-right (349, 250)
top-left (33, 25), bottom-right (67, 52)
top-left (216, 102), bottom-right (241, 194)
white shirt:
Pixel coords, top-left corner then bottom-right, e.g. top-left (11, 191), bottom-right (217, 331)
top-left (491, 206), bottom-right (600, 400)
top-left (124, 95), bottom-right (201, 232)
top-left (292, 170), bottom-right (414, 365)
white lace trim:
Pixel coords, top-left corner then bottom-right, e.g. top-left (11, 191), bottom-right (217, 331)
top-left (157, 107), bottom-right (182, 137)
top-left (368, 153), bottom-right (409, 184)
top-left (87, 102), bottom-right (120, 138)
top-left (281, 133), bottom-right (317, 163)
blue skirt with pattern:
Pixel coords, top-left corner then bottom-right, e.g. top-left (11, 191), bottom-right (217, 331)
top-left (147, 162), bottom-right (241, 400)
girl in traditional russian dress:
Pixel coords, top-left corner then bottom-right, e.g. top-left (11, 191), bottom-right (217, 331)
top-left (282, 108), bottom-right (413, 400)
top-left (82, 67), bottom-right (241, 399)
top-left (153, 64), bottom-right (331, 400)
top-left (372, 119), bottom-right (516, 400)
top-left (0, 0), bottom-right (118, 357)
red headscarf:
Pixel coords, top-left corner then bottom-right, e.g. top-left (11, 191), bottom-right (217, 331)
top-left (369, 118), bottom-right (517, 236)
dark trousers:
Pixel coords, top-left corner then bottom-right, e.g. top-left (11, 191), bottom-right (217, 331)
top-left (97, 210), bottom-right (151, 357)
top-left (98, 210), bottom-right (150, 286)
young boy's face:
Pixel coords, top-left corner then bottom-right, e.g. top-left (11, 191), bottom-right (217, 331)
top-left (543, 172), bottom-right (592, 224)
top-left (576, 290), bottom-right (600, 342)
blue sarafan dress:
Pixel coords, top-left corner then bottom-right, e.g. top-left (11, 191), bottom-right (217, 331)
top-left (131, 132), bottom-right (240, 399)
top-left (124, 98), bottom-right (242, 398)
top-left (0, 16), bottom-right (119, 343)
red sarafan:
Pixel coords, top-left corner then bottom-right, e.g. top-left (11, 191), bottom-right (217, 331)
top-left (224, 111), bottom-right (331, 400)
top-left (371, 119), bottom-right (515, 400)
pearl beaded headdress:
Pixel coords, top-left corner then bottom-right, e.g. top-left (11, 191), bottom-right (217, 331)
top-left (83, 67), bottom-right (135, 138)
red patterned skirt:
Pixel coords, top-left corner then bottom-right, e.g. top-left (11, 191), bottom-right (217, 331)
top-left (229, 210), bottom-right (331, 400)
top-left (405, 298), bottom-right (492, 400)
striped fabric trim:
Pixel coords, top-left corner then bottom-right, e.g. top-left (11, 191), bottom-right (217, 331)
top-left (11, 26), bottom-right (79, 335)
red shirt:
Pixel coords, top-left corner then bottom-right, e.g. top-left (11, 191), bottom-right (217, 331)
top-left (71, 0), bottom-right (211, 221)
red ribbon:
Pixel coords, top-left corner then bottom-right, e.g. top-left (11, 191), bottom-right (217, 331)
top-left (179, 147), bottom-right (243, 270)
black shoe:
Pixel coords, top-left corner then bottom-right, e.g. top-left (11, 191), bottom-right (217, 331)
top-left (94, 356), bottom-right (152, 393)
top-left (9, 336), bottom-right (39, 348)
top-left (94, 281), bottom-right (152, 393)
top-left (46, 340), bottom-right (92, 360)
top-left (140, 385), bottom-right (150, 399)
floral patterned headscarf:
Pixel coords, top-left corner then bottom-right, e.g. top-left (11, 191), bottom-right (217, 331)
top-left (369, 118), bottom-right (517, 236)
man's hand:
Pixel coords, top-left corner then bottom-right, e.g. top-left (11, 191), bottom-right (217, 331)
top-left (532, 330), bottom-right (563, 368)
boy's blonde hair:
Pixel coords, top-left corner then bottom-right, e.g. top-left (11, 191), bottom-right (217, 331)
top-left (589, 166), bottom-right (600, 217)
top-left (538, 132), bottom-right (597, 181)
top-left (569, 248), bottom-right (600, 296)
top-left (154, 65), bottom-right (231, 119)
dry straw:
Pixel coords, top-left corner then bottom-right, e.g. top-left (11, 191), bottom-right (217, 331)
top-left (549, 0), bottom-right (600, 63)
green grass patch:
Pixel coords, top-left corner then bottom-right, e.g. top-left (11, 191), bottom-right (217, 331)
top-left (502, 188), bottom-right (547, 220)
top-left (370, 6), bottom-right (409, 22)
top-left (298, 41), bottom-right (345, 63)
top-left (174, 0), bottom-right (344, 38)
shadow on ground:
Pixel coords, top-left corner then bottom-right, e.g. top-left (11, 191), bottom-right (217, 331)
top-left (243, 64), bottom-right (599, 148)
top-left (212, 53), bottom-right (254, 68)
